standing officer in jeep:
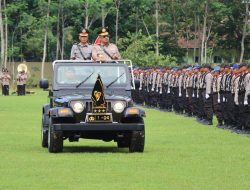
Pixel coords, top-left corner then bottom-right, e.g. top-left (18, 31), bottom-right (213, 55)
top-left (70, 28), bottom-right (93, 60)
top-left (92, 27), bottom-right (121, 62)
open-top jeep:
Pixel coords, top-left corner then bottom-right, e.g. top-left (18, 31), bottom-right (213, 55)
top-left (40, 60), bottom-right (145, 153)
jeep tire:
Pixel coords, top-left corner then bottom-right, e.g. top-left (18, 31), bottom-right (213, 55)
top-left (129, 130), bottom-right (145, 153)
top-left (48, 119), bottom-right (63, 153)
top-left (41, 115), bottom-right (48, 148)
top-left (41, 126), bottom-right (48, 148)
top-left (117, 140), bottom-right (130, 148)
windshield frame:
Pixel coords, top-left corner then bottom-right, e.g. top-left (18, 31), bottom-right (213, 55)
top-left (52, 62), bottom-right (131, 90)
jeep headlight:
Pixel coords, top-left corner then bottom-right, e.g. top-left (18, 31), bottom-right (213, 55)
top-left (113, 101), bottom-right (125, 113)
top-left (70, 101), bottom-right (85, 113)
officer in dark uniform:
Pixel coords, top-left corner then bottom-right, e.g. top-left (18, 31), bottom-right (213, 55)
top-left (70, 28), bottom-right (93, 60)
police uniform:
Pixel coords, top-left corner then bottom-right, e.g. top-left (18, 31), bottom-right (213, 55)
top-left (242, 70), bottom-right (250, 128)
top-left (0, 68), bottom-right (11, 96)
top-left (232, 68), bottom-right (241, 128)
top-left (92, 27), bottom-right (121, 62)
top-left (70, 29), bottom-right (92, 60)
top-left (212, 66), bottom-right (223, 126)
top-left (16, 71), bottom-right (27, 96)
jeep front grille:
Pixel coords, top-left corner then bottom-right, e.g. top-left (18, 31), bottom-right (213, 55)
top-left (85, 101), bottom-right (112, 112)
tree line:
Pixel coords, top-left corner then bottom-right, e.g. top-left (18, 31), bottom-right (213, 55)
top-left (0, 0), bottom-right (249, 69)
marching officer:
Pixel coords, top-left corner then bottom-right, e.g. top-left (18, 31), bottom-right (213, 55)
top-left (70, 28), bottom-right (93, 60)
top-left (92, 27), bottom-right (121, 62)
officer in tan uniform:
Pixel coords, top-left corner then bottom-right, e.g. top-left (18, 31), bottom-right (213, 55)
top-left (0, 68), bottom-right (11, 96)
top-left (92, 27), bottom-right (121, 62)
top-left (16, 70), bottom-right (27, 96)
top-left (70, 28), bottom-right (93, 60)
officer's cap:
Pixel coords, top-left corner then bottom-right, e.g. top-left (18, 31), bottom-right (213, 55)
top-left (203, 64), bottom-right (212, 70)
top-left (213, 66), bottom-right (220, 72)
top-left (232, 63), bottom-right (239, 69)
top-left (193, 65), bottom-right (201, 70)
top-left (79, 28), bottom-right (89, 37)
top-left (98, 27), bottom-right (109, 36)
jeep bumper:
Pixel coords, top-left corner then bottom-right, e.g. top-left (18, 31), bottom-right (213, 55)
top-left (53, 123), bottom-right (144, 131)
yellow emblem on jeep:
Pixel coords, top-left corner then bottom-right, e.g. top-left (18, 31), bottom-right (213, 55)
top-left (94, 91), bottom-right (102, 101)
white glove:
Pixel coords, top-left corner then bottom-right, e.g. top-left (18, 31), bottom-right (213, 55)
top-left (205, 94), bottom-right (210, 99)
top-left (244, 100), bottom-right (248, 106)
top-left (223, 97), bottom-right (226, 102)
top-left (186, 94), bottom-right (188, 98)
top-left (235, 101), bottom-right (239, 106)
top-left (151, 88), bottom-right (154, 92)
top-left (217, 98), bottom-right (220, 103)
top-left (192, 93), bottom-right (195, 97)
top-left (167, 89), bottom-right (170, 94)
top-left (139, 87), bottom-right (142, 91)
top-left (179, 92), bottom-right (182, 97)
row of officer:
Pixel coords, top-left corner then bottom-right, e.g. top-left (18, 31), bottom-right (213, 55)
top-left (70, 27), bottom-right (121, 62)
top-left (132, 63), bottom-right (250, 130)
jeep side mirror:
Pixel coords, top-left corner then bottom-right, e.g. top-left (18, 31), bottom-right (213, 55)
top-left (134, 79), bottom-right (140, 89)
top-left (40, 79), bottom-right (49, 89)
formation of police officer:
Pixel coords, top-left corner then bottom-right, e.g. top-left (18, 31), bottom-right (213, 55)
top-left (70, 27), bottom-right (121, 62)
top-left (0, 68), bottom-right (11, 96)
top-left (133, 63), bottom-right (250, 130)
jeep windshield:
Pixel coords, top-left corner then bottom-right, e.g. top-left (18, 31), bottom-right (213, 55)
top-left (55, 64), bottom-right (128, 87)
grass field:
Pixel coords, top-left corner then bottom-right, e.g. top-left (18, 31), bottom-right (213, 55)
top-left (0, 90), bottom-right (250, 190)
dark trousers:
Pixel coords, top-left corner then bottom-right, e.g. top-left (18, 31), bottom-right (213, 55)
top-left (2, 85), bottom-right (9, 96)
top-left (238, 92), bottom-right (246, 128)
top-left (220, 91), bottom-right (227, 124)
top-left (192, 89), bottom-right (199, 116)
top-left (245, 95), bottom-right (250, 128)
top-left (226, 92), bottom-right (236, 126)
top-left (144, 90), bottom-right (150, 106)
top-left (186, 88), bottom-right (193, 115)
top-left (197, 89), bottom-right (205, 119)
top-left (17, 85), bottom-right (24, 96)
top-left (166, 88), bottom-right (173, 111)
top-left (173, 87), bottom-right (181, 113)
top-left (204, 93), bottom-right (213, 121)
top-left (212, 93), bottom-right (223, 123)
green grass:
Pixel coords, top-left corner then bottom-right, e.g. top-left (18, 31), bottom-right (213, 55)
top-left (0, 90), bottom-right (250, 190)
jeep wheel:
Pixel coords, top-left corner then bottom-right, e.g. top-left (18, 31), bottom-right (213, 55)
top-left (129, 130), bottom-right (145, 153)
top-left (117, 140), bottom-right (129, 148)
top-left (41, 116), bottom-right (48, 148)
top-left (41, 126), bottom-right (48, 148)
top-left (48, 120), bottom-right (63, 153)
